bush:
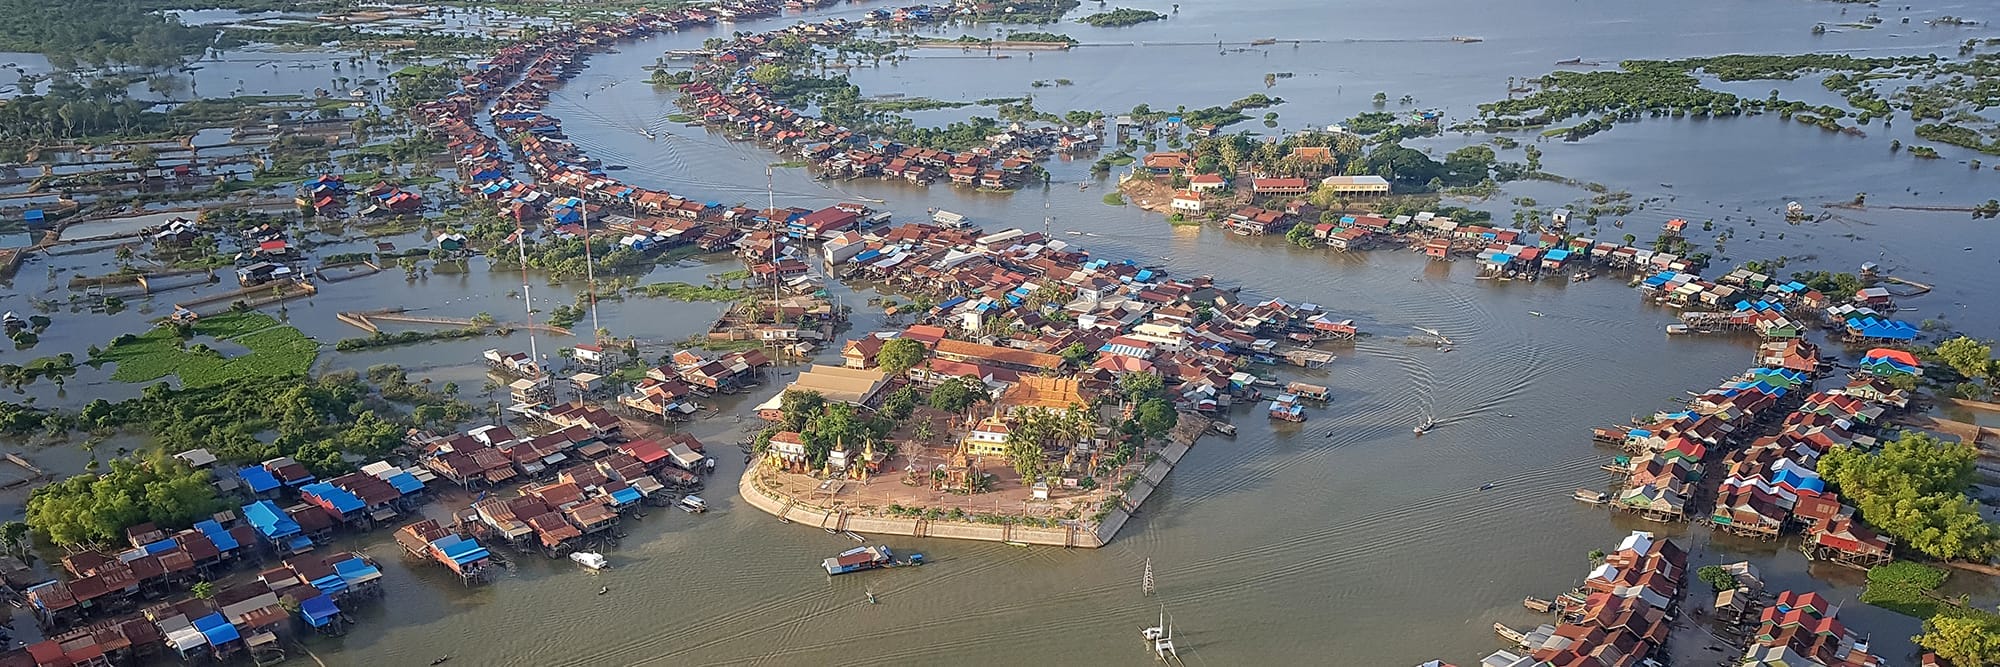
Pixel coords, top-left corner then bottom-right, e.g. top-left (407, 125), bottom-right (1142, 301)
top-left (1696, 564), bottom-right (1735, 591)
top-left (1862, 562), bottom-right (1950, 618)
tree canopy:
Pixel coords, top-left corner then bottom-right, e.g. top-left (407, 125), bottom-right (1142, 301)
top-left (27, 451), bottom-right (225, 546)
top-left (1936, 336), bottom-right (1993, 380)
top-left (876, 338), bottom-right (928, 376)
top-left (1917, 615), bottom-right (2000, 667)
top-left (1820, 431), bottom-right (1998, 561)
top-left (1134, 398), bottom-right (1178, 439)
top-left (929, 377), bottom-right (988, 414)
top-left (1363, 144), bottom-right (1443, 187)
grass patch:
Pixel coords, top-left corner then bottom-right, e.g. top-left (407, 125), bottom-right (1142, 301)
top-left (1101, 192), bottom-right (1127, 206)
top-left (97, 312), bottom-right (319, 387)
top-left (666, 113), bottom-right (695, 123)
top-left (633, 282), bottom-right (747, 302)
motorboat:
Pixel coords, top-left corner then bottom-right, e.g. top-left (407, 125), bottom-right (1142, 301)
top-left (570, 551), bottom-right (609, 570)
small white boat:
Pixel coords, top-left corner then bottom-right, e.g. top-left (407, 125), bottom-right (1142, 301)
top-left (1414, 417), bottom-right (1435, 435)
top-left (1528, 311), bottom-right (1544, 317)
top-left (570, 551), bottom-right (609, 570)
top-left (679, 495), bottom-right (708, 513)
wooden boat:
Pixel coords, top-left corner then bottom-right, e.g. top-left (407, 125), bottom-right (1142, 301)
top-left (1523, 597), bottom-right (1555, 613)
top-left (1573, 488), bottom-right (1608, 505)
top-left (1285, 382), bottom-right (1330, 401)
top-left (1209, 421), bottom-right (1237, 436)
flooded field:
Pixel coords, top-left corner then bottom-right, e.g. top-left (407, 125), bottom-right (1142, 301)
top-left (1, 0), bottom-right (1997, 665)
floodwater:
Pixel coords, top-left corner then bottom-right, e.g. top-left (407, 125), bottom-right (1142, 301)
top-left (4, 0), bottom-right (1999, 664)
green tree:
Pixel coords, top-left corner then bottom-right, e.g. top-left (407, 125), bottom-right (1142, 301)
top-left (881, 385), bottom-right (920, 422)
top-left (1058, 343), bottom-right (1094, 367)
top-left (191, 581), bottom-right (215, 600)
top-left (1916, 615), bottom-right (2000, 667)
top-left (1134, 398), bottom-right (1178, 439)
top-left (1936, 336), bottom-right (1993, 380)
top-left (1820, 431), bottom-right (1998, 561)
top-left (1119, 372), bottom-right (1165, 401)
top-left (1363, 143), bottom-right (1443, 187)
top-left (876, 338), bottom-right (928, 376)
top-left (1285, 219), bottom-right (1318, 248)
top-left (750, 63), bottom-right (790, 86)
top-left (0, 521), bottom-right (30, 559)
top-left (1696, 565), bottom-right (1736, 591)
top-left (778, 390), bottom-right (825, 433)
top-left (928, 377), bottom-right (987, 415)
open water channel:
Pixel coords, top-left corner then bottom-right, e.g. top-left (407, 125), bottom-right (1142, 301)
top-left (6, 0), bottom-right (2000, 664)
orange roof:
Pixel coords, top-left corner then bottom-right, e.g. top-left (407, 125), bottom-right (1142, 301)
top-left (932, 338), bottom-right (1063, 370)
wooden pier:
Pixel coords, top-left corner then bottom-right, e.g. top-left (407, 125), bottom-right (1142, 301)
top-left (175, 280), bottom-right (317, 315)
top-left (337, 308), bottom-right (572, 336)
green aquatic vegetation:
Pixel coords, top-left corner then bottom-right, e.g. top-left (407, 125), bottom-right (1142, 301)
top-left (96, 312), bottom-right (319, 387)
top-left (632, 282), bottom-right (748, 302)
top-left (1915, 123), bottom-right (2000, 155)
top-left (1472, 54), bottom-right (1927, 135)
top-left (1078, 8), bottom-right (1165, 27)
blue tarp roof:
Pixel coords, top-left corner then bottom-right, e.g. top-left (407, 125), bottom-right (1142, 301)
top-left (142, 539), bottom-right (178, 555)
top-left (609, 486), bottom-right (643, 506)
top-left (193, 520), bottom-right (238, 552)
top-left (193, 612), bottom-right (240, 645)
top-left (335, 558), bottom-right (380, 584)
top-left (237, 466), bottom-right (280, 493)
top-left (1134, 270), bottom-right (1155, 281)
top-left (287, 535), bottom-right (316, 551)
top-left (300, 595), bottom-right (341, 627)
top-left (1546, 249), bottom-right (1570, 261)
top-left (432, 535), bottom-right (491, 566)
top-left (245, 500), bottom-right (301, 540)
top-left (384, 472), bottom-right (424, 495)
top-left (301, 483), bottom-right (364, 514)
top-left (23, 210), bottom-right (42, 222)
top-left (310, 573), bottom-right (347, 596)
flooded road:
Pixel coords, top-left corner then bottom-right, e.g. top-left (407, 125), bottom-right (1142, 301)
top-left (4, 0), bottom-right (1999, 664)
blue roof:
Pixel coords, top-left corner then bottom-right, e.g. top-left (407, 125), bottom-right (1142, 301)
top-left (142, 538), bottom-right (178, 555)
top-left (301, 483), bottom-right (365, 514)
top-left (299, 595), bottom-right (341, 627)
top-left (1134, 270), bottom-right (1155, 281)
top-left (384, 472), bottom-right (425, 495)
top-left (193, 520), bottom-right (238, 552)
top-left (22, 210), bottom-right (42, 221)
top-left (243, 499), bottom-right (298, 543)
top-left (287, 535), bottom-right (316, 551)
top-left (237, 466), bottom-right (280, 493)
top-left (1546, 249), bottom-right (1571, 261)
top-left (335, 558), bottom-right (380, 584)
top-left (193, 612), bottom-right (240, 645)
top-left (609, 486), bottom-right (643, 506)
top-left (310, 572), bottom-right (347, 596)
top-left (432, 535), bottom-right (491, 566)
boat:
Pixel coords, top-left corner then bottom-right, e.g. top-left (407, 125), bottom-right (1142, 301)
top-left (1066, 230), bottom-right (1082, 235)
top-left (844, 531), bottom-right (865, 542)
top-left (679, 495), bottom-right (708, 513)
top-left (1480, 483), bottom-right (1497, 491)
top-left (822, 545), bottom-right (922, 575)
top-left (824, 546), bottom-right (893, 575)
top-left (1209, 421), bottom-right (1237, 436)
top-left (1413, 416), bottom-right (1435, 435)
top-left (1523, 596), bottom-right (1556, 613)
top-left (597, 586), bottom-right (609, 596)
top-left (865, 591), bottom-right (878, 604)
top-left (570, 551), bottom-right (609, 570)
top-left (1250, 38), bottom-right (1277, 45)
top-left (1268, 394), bottom-right (1307, 422)
top-left (1451, 35), bottom-right (1484, 42)
top-left (1285, 382), bottom-right (1331, 401)
top-left (431, 658), bottom-right (451, 666)
top-left (1529, 311), bottom-right (1544, 317)
top-left (1004, 541), bottom-right (1030, 547)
